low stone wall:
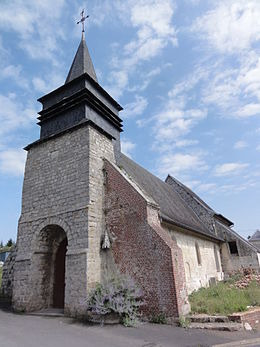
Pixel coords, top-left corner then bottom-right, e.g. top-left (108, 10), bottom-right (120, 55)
top-left (229, 307), bottom-right (260, 329)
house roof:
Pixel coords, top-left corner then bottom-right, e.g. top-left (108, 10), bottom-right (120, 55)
top-left (118, 154), bottom-right (222, 241)
top-left (166, 175), bottom-right (234, 227)
top-left (251, 230), bottom-right (260, 241)
top-left (216, 221), bottom-right (260, 252)
top-left (166, 175), bottom-right (214, 212)
top-left (65, 35), bottom-right (98, 84)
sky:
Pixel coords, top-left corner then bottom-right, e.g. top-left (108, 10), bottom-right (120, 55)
top-left (0, 0), bottom-right (259, 244)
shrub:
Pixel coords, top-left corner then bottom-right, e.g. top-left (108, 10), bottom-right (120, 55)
top-left (178, 316), bottom-right (190, 328)
top-left (150, 313), bottom-right (167, 324)
top-left (87, 276), bottom-right (143, 327)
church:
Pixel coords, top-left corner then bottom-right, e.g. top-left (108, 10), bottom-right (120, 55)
top-left (3, 28), bottom-right (260, 319)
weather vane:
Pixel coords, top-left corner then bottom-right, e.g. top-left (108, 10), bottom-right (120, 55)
top-left (77, 9), bottom-right (89, 34)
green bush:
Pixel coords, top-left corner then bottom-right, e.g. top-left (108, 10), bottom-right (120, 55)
top-left (150, 313), bottom-right (167, 324)
top-left (189, 280), bottom-right (260, 315)
top-left (178, 316), bottom-right (190, 328)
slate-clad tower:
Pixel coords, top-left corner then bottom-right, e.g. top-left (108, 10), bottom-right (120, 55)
top-left (12, 35), bottom-right (123, 316)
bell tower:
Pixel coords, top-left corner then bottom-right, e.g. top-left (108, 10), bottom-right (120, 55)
top-left (37, 34), bottom-right (123, 155)
top-left (12, 28), bottom-right (123, 316)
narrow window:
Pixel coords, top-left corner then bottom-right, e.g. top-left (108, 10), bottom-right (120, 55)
top-left (214, 245), bottom-right (220, 272)
top-left (195, 242), bottom-right (201, 265)
top-left (228, 241), bottom-right (239, 255)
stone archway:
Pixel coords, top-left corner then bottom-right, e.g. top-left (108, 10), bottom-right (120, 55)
top-left (32, 224), bottom-right (68, 310)
top-left (53, 237), bottom-right (67, 308)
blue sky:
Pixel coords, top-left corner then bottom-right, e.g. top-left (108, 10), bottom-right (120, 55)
top-left (0, 0), bottom-right (259, 244)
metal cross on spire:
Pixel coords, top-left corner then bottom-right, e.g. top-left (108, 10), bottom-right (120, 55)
top-left (77, 9), bottom-right (89, 34)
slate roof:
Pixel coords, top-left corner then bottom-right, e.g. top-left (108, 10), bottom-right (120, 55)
top-left (166, 175), bottom-right (234, 227)
top-left (65, 35), bottom-right (98, 84)
top-left (166, 175), bottom-right (214, 212)
top-left (118, 154), bottom-right (222, 241)
top-left (251, 230), bottom-right (260, 241)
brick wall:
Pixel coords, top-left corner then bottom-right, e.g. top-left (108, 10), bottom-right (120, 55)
top-left (229, 308), bottom-right (260, 329)
top-left (104, 160), bottom-right (189, 318)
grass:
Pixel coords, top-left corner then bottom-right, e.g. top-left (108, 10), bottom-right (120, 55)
top-left (189, 279), bottom-right (260, 316)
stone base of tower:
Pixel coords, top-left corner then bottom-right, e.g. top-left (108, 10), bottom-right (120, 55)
top-left (12, 123), bottom-right (116, 318)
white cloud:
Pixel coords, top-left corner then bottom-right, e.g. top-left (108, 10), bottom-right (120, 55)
top-left (32, 73), bottom-right (64, 94)
top-left (192, 1), bottom-right (260, 53)
top-left (0, 94), bottom-right (36, 137)
top-left (215, 162), bottom-right (249, 176)
top-left (128, 67), bottom-right (162, 92)
top-left (106, 70), bottom-right (129, 100)
top-left (153, 97), bottom-right (207, 143)
top-left (122, 95), bottom-right (148, 118)
top-left (187, 2), bottom-right (260, 120)
top-left (0, 65), bottom-right (29, 89)
top-left (234, 141), bottom-right (248, 149)
top-left (103, 0), bottom-right (177, 99)
top-left (121, 139), bottom-right (136, 158)
top-left (158, 153), bottom-right (208, 177)
top-left (0, 149), bottom-right (26, 176)
top-left (174, 139), bottom-right (199, 148)
top-left (235, 103), bottom-right (260, 118)
top-left (0, 0), bottom-right (67, 63)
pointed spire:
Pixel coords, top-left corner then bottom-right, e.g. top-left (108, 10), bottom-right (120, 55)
top-left (65, 35), bottom-right (98, 84)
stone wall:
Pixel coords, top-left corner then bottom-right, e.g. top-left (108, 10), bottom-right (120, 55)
top-left (249, 240), bottom-right (260, 252)
top-left (1, 246), bottom-right (17, 298)
top-left (104, 159), bottom-right (189, 318)
top-left (220, 241), bottom-right (260, 274)
top-left (13, 123), bottom-right (115, 316)
top-left (166, 227), bottom-right (223, 294)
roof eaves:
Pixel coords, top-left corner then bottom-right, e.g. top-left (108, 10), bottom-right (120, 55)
top-left (160, 212), bottom-right (223, 242)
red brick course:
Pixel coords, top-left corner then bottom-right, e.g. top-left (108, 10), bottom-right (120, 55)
top-left (229, 307), bottom-right (260, 329)
top-left (104, 160), bottom-right (188, 318)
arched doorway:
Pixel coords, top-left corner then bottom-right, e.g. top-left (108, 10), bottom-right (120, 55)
top-left (32, 225), bottom-right (68, 310)
top-left (53, 237), bottom-right (67, 308)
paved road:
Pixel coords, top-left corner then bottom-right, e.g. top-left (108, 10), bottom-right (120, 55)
top-left (1, 310), bottom-right (260, 347)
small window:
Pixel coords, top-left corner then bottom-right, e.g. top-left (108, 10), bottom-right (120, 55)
top-left (195, 242), bottom-right (201, 265)
top-left (228, 241), bottom-right (239, 255)
top-left (214, 245), bottom-right (221, 272)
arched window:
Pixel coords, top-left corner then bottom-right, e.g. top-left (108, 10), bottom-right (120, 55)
top-left (195, 242), bottom-right (201, 266)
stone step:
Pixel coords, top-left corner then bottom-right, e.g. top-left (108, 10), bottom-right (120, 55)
top-left (189, 322), bottom-right (243, 331)
top-left (187, 314), bottom-right (229, 323)
top-left (26, 308), bottom-right (64, 318)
